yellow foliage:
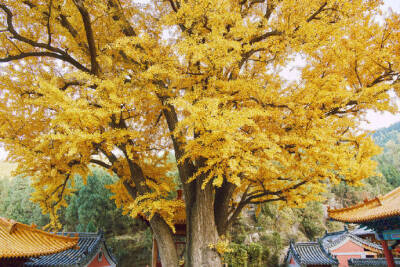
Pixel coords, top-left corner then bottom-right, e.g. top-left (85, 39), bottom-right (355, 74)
top-left (0, 0), bottom-right (398, 231)
top-left (209, 237), bottom-right (232, 256)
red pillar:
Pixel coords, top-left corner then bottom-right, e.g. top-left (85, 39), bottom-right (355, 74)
top-left (380, 240), bottom-right (395, 267)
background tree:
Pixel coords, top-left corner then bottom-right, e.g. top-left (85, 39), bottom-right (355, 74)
top-left (0, 168), bottom-right (152, 267)
top-left (0, 176), bottom-right (49, 226)
top-left (0, 1), bottom-right (399, 266)
top-left (62, 168), bottom-right (133, 234)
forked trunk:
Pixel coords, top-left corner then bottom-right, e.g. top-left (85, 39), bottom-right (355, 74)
top-left (185, 180), bottom-right (223, 267)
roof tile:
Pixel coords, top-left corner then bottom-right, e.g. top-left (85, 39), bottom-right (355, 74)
top-left (328, 186), bottom-right (400, 223)
top-left (0, 218), bottom-right (78, 259)
top-left (26, 232), bottom-right (117, 266)
top-left (287, 241), bottom-right (338, 265)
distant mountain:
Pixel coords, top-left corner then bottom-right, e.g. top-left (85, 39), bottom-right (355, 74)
top-left (373, 121), bottom-right (400, 147)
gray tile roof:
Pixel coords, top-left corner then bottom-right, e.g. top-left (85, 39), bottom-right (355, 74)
top-left (322, 230), bottom-right (382, 252)
top-left (287, 241), bottom-right (338, 265)
top-left (348, 258), bottom-right (400, 266)
top-left (351, 227), bottom-right (375, 237)
top-left (25, 232), bottom-right (117, 267)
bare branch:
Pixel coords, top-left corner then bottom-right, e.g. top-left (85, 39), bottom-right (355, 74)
top-left (47, 0), bottom-right (53, 45)
top-left (249, 96), bottom-right (293, 112)
top-left (224, 186), bottom-right (249, 229)
top-left (22, 1), bottom-right (36, 8)
top-left (306, 2), bottom-right (328, 22)
top-left (48, 174), bottom-right (70, 207)
top-left (167, 0), bottom-right (178, 12)
top-left (0, 4), bottom-right (91, 73)
top-left (249, 29), bottom-right (282, 45)
top-left (58, 14), bottom-right (78, 38)
top-left (0, 52), bottom-right (86, 73)
top-left (264, 1), bottom-right (276, 20)
top-left (72, 0), bottom-right (100, 75)
top-left (238, 48), bottom-right (265, 70)
top-left (107, 0), bottom-right (136, 36)
top-left (354, 59), bottom-right (363, 88)
top-left (90, 159), bottom-right (112, 169)
top-left (245, 180), bottom-right (307, 203)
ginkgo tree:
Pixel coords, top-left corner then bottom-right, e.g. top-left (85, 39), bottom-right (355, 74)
top-left (0, 0), bottom-right (399, 266)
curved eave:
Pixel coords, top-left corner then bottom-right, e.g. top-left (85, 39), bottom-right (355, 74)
top-left (328, 186), bottom-right (400, 223)
top-left (0, 218), bottom-right (78, 259)
top-left (0, 243), bottom-right (78, 259)
top-left (328, 208), bottom-right (400, 223)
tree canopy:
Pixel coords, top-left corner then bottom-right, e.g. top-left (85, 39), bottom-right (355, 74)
top-left (0, 0), bottom-right (399, 266)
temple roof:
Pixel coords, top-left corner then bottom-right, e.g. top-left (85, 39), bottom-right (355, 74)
top-left (348, 258), bottom-right (400, 266)
top-left (26, 232), bottom-right (117, 267)
top-left (321, 230), bottom-right (382, 253)
top-left (328, 186), bottom-right (400, 223)
top-left (350, 227), bottom-right (375, 237)
top-left (286, 241), bottom-right (338, 265)
top-left (0, 217), bottom-right (78, 259)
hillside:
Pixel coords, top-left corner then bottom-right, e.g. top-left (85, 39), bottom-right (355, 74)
top-left (373, 121), bottom-right (400, 147)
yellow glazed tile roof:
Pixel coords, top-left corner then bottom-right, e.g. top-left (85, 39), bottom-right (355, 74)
top-left (328, 186), bottom-right (400, 223)
top-left (0, 217), bottom-right (78, 259)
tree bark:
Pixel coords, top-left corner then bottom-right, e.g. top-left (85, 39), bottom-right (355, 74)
top-left (185, 179), bottom-right (223, 267)
top-left (123, 180), bottom-right (179, 267)
top-left (149, 214), bottom-right (179, 267)
top-left (214, 180), bottom-right (236, 236)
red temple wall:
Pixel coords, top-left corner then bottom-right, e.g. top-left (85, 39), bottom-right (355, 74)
top-left (87, 250), bottom-right (113, 267)
top-left (335, 255), bottom-right (361, 267)
top-left (331, 240), bottom-right (365, 267)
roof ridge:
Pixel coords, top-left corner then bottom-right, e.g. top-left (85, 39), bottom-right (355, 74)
top-left (289, 241), bottom-right (302, 264)
top-left (0, 217), bottom-right (79, 259)
top-left (295, 241), bottom-right (319, 245)
top-left (347, 233), bottom-right (382, 250)
top-left (323, 232), bottom-right (382, 253)
top-left (328, 197), bottom-right (381, 213)
top-left (323, 229), bottom-right (348, 238)
top-left (0, 217), bottom-right (78, 242)
top-left (329, 186), bottom-right (400, 214)
top-left (0, 217), bottom-right (17, 233)
top-left (382, 185), bottom-right (400, 199)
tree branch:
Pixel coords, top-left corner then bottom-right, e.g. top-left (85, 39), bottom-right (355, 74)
top-left (46, 0), bottom-right (53, 45)
top-left (244, 180), bottom-right (307, 203)
top-left (48, 174), bottom-right (70, 207)
top-left (90, 159), bottom-right (112, 169)
top-left (72, 0), bottom-right (100, 75)
top-left (306, 2), bottom-right (328, 22)
top-left (107, 0), bottom-right (136, 37)
top-left (58, 14), bottom-right (78, 38)
top-left (167, 0), bottom-right (178, 12)
top-left (249, 29), bottom-right (282, 45)
top-left (0, 51), bottom-right (89, 72)
top-left (0, 4), bottom-right (91, 73)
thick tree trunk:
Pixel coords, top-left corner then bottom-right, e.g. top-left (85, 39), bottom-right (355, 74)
top-left (214, 180), bottom-right (236, 236)
top-left (149, 214), bottom-right (179, 267)
top-left (161, 106), bottom-right (222, 266)
top-left (185, 180), bottom-right (223, 267)
top-left (123, 165), bottom-right (179, 267)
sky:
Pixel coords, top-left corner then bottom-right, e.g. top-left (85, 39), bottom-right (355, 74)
top-left (0, 1), bottom-right (399, 161)
top-left (280, 0), bottom-right (400, 130)
top-left (361, 0), bottom-right (400, 130)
